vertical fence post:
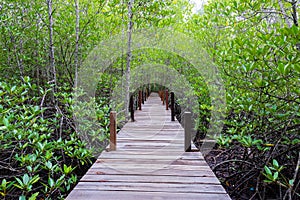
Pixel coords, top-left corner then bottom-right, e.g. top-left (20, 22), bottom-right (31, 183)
top-left (129, 95), bottom-right (134, 122)
top-left (165, 90), bottom-right (169, 110)
top-left (138, 90), bottom-right (142, 110)
top-left (162, 90), bottom-right (165, 105)
top-left (110, 111), bottom-right (117, 151)
top-left (171, 92), bottom-right (175, 121)
top-left (142, 90), bottom-right (144, 105)
top-left (184, 112), bottom-right (192, 152)
top-left (159, 90), bottom-right (163, 101)
top-left (135, 95), bottom-right (138, 110)
top-left (144, 91), bottom-right (147, 102)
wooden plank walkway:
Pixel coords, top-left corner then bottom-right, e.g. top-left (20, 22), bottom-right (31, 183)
top-left (66, 93), bottom-right (231, 200)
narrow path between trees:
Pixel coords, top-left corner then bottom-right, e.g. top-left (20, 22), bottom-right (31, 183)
top-left (66, 93), bottom-right (231, 200)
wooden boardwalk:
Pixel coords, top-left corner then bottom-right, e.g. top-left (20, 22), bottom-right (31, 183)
top-left (66, 93), bottom-right (231, 200)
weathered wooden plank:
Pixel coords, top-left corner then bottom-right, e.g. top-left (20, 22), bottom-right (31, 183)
top-left (86, 168), bottom-right (215, 177)
top-left (67, 190), bottom-right (231, 200)
top-left (99, 152), bottom-right (202, 160)
top-left (90, 163), bottom-right (212, 171)
top-left (95, 158), bottom-right (206, 165)
top-left (74, 182), bottom-right (226, 194)
top-left (80, 174), bottom-right (220, 184)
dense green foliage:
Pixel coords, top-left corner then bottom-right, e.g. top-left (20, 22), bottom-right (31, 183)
top-left (0, 0), bottom-right (299, 199)
top-left (0, 78), bottom-right (93, 199)
top-left (190, 0), bottom-right (300, 199)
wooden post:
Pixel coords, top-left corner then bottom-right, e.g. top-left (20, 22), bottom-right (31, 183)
top-left (129, 95), bottom-right (134, 122)
top-left (110, 111), bottom-right (117, 151)
top-left (135, 95), bottom-right (138, 110)
top-left (171, 92), bottom-right (175, 121)
top-left (162, 90), bottom-right (165, 105)
top-left (138, 90), bottom-right (142, 110)
top-left (144, 91), bottom-right (147, 102)
top-left (184, 112), bottom-right (192, 152)
top-left (142, 90), bottom-right (144, 104)
top-left (147, 87), bottom-right (150, 97)
top-left (159, 90), bottom-right (163, 101)
top-left (165, 90), bottom-right (169, 110)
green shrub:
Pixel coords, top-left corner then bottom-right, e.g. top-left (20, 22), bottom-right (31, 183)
top-left (0, 78), bottom-right (96, 199)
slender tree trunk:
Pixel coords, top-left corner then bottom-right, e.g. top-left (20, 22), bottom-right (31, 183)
top-left (125, 0), bottom-right (134, 119)
top-left (291, 0), bottom-right (298, 26)
top-left (35, 16), bottom-right (41, 88)
top-left (47, 0), bottom-right (57, 88)
top-left (121, 0), bottom-right (125, 111)
top-left (74, 0), bottom-right (80, 88)
top-left (11, 35), bottom-right (24, 78)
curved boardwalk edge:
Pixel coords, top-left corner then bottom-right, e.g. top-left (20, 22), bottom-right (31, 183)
top-left (66, 93), bottom-right (231, 200)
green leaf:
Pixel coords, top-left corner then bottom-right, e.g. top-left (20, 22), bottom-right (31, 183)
top-left (14, 178), bottom-right (23, 189)
top-left (294, 65), bottom-right (300, 73)
top-left (63, 164), bottom-right (73, 175)
top-left (30, 175), bottom-right (40, 185)
top-left (45, 161), bottom-right (52, 170)
top-left (48, 178), bottom-right (54, 188)
top-left (273, 172), bottom-right (278, 181)
top-left (22, 174), bottom-right (29, 185)
top-left (1, 179), bottom-right (6, 186)
top-left (264, 166), bottom-right (272, 176)
top-left (272, 159), bottom-right (279, 168)
top-left (10, 86), bottom-right (16, 93)
top-left (2, 118), bottom-right (9, 127)
top-left (29, 192), bottom-right (39, 200)
top-left (19, 196), bottom-right (26, 200)
top-left (248, 104), bottom-right (253, 112)
top-left (278, 63), bottom-right (285, 74)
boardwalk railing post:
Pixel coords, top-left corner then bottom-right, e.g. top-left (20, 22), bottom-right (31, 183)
top-left (146, 87), bottom-right (148, 98)
top-left (159, 90), bottom-right (163, 101)
top-left (145, 88), bottom-right (148, 99)
top-left (171, 92), bottom-right (175, 121)
top-left (162, 90), bottom-right (165, 105)
top-left (135, 95), bottom-right (138, 110)
top-left (110, 111), bottom-right (117, 151)
top-left (129, 95), bottom-right (134, 122)
top-left (165, 90), bottom-right (169, 110)
top-left (138, 90), bottom-right (142, 110)
top-left (142, 90), bottom-right (144, 105)
top-left (184, 112), bottom-right (192, 152)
